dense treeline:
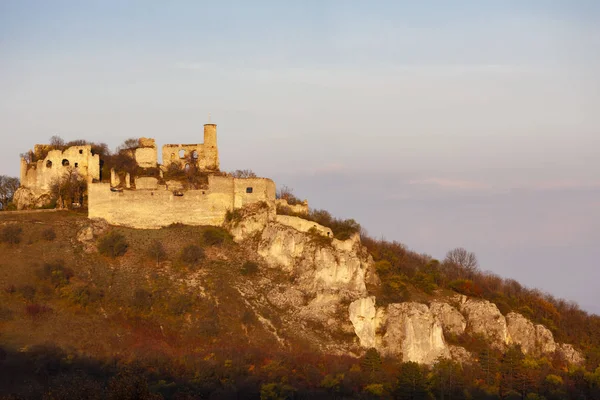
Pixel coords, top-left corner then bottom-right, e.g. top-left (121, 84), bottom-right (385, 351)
top-left (2, 341), bottom-right (600, 399)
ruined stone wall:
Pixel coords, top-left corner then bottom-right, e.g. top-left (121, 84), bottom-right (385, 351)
top-left (20, 145), bottom-right (100, 191)
top-left (233, 177), bottom-right (276, 208)
top-left (162, 143), bottom-right (219, 171)
top-left (134, 138), bottom-right (157, 168)
top-left (161, 124), bottom-right (219, 171)
top-left (88, 175), bottom-right (276, 229)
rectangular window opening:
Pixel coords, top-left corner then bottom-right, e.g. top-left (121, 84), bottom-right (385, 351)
top-left (246, 187), bottom-right (253, 193)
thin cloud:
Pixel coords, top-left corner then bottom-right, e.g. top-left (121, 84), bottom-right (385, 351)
top-left (532, 180), bottom-right (600, 191)
top-left (408, 178), bottom-right (490, 190)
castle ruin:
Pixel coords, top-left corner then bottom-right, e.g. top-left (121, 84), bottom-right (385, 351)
top-left (15, 122), bottom-right (318, 232)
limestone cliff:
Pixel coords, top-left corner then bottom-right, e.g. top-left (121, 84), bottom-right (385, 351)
top-left (348, 295), bottom-right (584, 365)
top-left (506, 312), bottom-right (556, 356)
top-left (380, 302), bottom-right (450, 364)
top-left (227, 203), bottom-right (584, 366)
top-left (227, 203), bottom-right (373, 354)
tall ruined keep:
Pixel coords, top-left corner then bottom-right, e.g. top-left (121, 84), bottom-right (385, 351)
top-left (15, 122), bottom-right (309, 229)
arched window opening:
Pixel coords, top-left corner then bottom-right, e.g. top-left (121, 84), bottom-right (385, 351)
top-left (62, 159), bottom-right (69, 166)
top-left (184, 164), bottom-right (191, 172)
top-left (192, 150), bottom-right (199, 159)
top-left (46, 160), bottom-right (53, 168)
top-left (79, 149), bottom-right (83, 154)
top-left (74, 163), bottom-right (79, 168)
top-left (179, 149), bottom-right (186, 159)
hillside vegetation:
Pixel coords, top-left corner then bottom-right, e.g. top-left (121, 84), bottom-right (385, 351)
top-left (1, 211), bottom-right (600, 399)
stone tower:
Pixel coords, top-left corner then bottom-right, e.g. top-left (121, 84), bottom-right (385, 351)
top-left (203, 123), bottom-right (219, 170)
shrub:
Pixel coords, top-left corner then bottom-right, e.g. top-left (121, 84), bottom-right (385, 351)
top-left (275, 207), bottom-right (360, 240)
top-left (381, 274), bottom-right (410, 303)
top-left (25, 303), bottom-right (52, 317)
top-left (449, 279), bottom-right (483, 297)
top-left (41, 227), bottom-right (56, 241)
top-left (67, 285), bottom-right (104, 307)
top-left (147, 239), bottom-right (166, 266)
top-left (168, 294), bottom-right (194, 315)
top-left (180, 244), bottom-right (205, 267)
top-left (132, 289), bottom-right (152, 311)
top-left (18, 285), bottom-right (36, 302)
top-left (0, 225), bottom-right (23, 244)
top-left (374, 260), bottom-right (392, 275)
top-left (38, 260), bottom-right (74, 288)
top-left (224, 208), bottom-right (243, 224)
top-left (202, 227), bottom-right (231, 246)
top-left (98, 231), bottom-right (128, 258)
top-left (240, 261), bottom-right (259, 275)
top-left (276, 185), bottom-right (302, 205)
top-left (308, 227), bottom-right (333, 247)
top-left (4, 284), bottom-right (16, 294)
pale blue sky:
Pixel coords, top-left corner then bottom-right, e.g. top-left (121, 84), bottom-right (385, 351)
top-left (1, 1), bottom-right (599, 312)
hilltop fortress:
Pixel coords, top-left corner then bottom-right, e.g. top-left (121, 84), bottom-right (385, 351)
top-left (15, 122), bottom-right (316, 231)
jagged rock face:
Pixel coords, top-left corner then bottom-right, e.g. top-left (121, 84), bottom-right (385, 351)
top-left (349, 299), bottom-right (472, 365)
top-left (458, 297), bottom-right (508, 348)
top-left (381, 302), bottom-right (450, 365)
top-left (257, 223), bottom-right (369, 297)
top-left (557, 343), bottom-right (585, 365)
top-left (349, 297), bottom-right (378, 348)
top-left (506, 312), bottom-right (556, 356)
top-left (429, 301), bottom-right (466, 336)
top-left (228, 202), bottom-right (274, 242)
top-left (13, 187), bottom-right (53, 210)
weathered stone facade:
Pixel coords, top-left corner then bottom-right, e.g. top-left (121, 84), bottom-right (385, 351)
top-left (88, 175), bottom-right (276, 229)
top-left (17, 122), bottom-right (280, 228)
top-left (162, 124), bottom-right (219, 171)
top-left (20, 145), bottom-right (100, 191)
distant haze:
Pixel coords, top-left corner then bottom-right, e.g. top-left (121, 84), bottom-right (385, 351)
top-left (1, 1), bottom-right (599, 313)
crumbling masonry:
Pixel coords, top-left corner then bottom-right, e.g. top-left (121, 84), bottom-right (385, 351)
top-left (15, 122), bottom-right (322, 233)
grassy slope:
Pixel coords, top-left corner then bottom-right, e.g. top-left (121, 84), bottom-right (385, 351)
top-left (0, 211), bottom-right (284, 365)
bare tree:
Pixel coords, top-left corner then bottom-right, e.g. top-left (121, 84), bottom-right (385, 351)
top-left (50, 169), bottom-right (87, 209)
top-left (230, 169), bottom-right (257, 179)
top-left (0, 175), bottom-right (20, 210)
top-left (49, 135), bottom-right (65, 148)
top-left (116, 138), bottom-right (139, 157)
top-left (444, 247), bottom-right (479, 278)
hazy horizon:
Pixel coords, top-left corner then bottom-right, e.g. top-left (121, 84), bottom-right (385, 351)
top-left (1, 1), bottom-right (599, 313)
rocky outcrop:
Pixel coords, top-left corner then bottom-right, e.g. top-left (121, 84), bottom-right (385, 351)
top-left (506, 312), bottom-right (556, 356)
top-left (349, 297), bottom-right (379, 348)
top-left (381, 302), bottom-right (450, 364)
top-left (430, 301), bottom-right (466, 336)
top-left (457, 297), bottom-right (508, 348)
top-left (349, 299), bottom-right (473, 365)
top-left (229, 203), bottom-right (583, 367)
top-left (449, 345), bottom-right (472, 363)
top-left (228, 202), bottom-right (275, 242)
top-left (13, 187), bottom-right (53, 210)
top-left (76, 218), bottom-right (109, 253)
top-left (231, 202), bottom-right (373, 354)
top-left (557, 343), bottom-right (585, 365)
top-left (256, 223), bottom-right (370, 297)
